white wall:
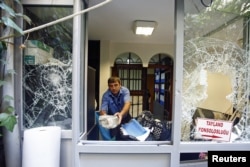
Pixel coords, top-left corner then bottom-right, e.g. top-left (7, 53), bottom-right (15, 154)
top-left (79, 153), bottom-right (170, 167)
top-left (98, 40), bottom-right (174, 108)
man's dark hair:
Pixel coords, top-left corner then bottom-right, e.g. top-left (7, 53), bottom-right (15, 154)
top-left (108, 76), bottom-right (121, 84)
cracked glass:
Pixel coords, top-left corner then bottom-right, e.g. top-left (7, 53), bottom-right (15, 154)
top-left (182, 0), bottom-right (250, 142)
top-left (23, 7), bottom-right (73, 129)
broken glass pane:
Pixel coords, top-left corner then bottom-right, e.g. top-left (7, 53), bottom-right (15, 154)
top-left (182, 0), bottom-right (250, 142)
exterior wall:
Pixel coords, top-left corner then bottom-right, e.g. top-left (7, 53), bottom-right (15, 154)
top-left (2, 29), bottom-right (21, 167)
top-left (60, 130), bottom-right (72, 167)
top-left (79, 153), bottom-right (170, 167)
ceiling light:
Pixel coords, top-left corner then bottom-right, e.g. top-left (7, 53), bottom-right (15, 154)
top-left (133, 20), bottom-right (157, 36)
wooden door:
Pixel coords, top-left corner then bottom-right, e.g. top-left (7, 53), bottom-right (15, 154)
top-left (112, 64), bottom-right (146, 117)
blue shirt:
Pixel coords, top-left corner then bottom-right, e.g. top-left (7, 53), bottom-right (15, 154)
top-left (101, 86), bottom-right (131, 115)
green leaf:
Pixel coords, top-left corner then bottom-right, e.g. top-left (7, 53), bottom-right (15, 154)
top-left (0, 113), bottom-right (17, 132)
top-left (3, 95), bottom-right (14, 102)
top-left (15, 13), bottom-right (32, 25)
top-left (4, 106), bottom-right (15, 114)
top-left (0, 2), bottom-right (16, 17)
top-left (0, 80), bottom-right (7, 87)
top-left (6, 69), bottom-right (16, 75)
top-left (22, 14), bottom-right (32, 25)
top-left (0, 59), bottom-right (8, 65)
top-left (1, 16), bottom-right (24, 34)
top-left (0, 41), bottom-right (7, 50)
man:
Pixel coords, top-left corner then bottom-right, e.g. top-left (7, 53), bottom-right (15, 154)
top-left (100, 76), bottom-right (132, 140)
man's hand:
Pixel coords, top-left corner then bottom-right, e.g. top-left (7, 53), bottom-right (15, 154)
top-left (114, 112), bottom-right (122, 124)
top-left (100, 110), bottom-right (107, 115)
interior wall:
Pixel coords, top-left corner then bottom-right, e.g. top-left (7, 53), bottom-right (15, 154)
top-left (111, 42), bottom-right (174, 67)
top-left (98, 40), bottom-right (174, 108)
top-left (146, 73), bottom-right (155, 112)
top-left (99, 40), bottom-right (112, 108)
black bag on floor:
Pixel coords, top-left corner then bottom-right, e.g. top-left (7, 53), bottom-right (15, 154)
top-left (151, 120), bottom-right (171, 141)
top-left (136, 110), bottom-right (171, 141)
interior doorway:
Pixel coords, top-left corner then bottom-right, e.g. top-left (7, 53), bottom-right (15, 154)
top-left (148, 54), bottom-right (173, 121)
top-left (112, 52), bottom-right (146, 118)
top-left (111, 52), bottom-right (173, 121)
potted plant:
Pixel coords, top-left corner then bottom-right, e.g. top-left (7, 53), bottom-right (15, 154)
top-left (0, 1), bottom-right (31, 167)
top-left (0, 0), bottom-right (31, 134)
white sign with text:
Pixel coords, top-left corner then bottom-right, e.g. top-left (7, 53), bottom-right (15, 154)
top-left (195, 118), bottom-right (233, 142)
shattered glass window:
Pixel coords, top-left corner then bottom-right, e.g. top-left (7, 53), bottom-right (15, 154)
top-left (23, 7), bottom-right (73, 129)
top-left (182, 0), bottom-right (250, 142)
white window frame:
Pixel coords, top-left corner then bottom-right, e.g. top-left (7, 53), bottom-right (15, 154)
top-left (18, 1), bottom-right (250, 167)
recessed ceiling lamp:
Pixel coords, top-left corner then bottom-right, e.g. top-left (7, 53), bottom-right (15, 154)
top-left (133, 20), bottom-right (157, 36)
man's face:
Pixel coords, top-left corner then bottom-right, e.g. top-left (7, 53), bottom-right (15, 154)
top-left (108, 81), bottom-right (121, 95)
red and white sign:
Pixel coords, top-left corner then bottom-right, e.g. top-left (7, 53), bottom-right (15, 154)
top-left (195, 118), bottom-right (233, 142)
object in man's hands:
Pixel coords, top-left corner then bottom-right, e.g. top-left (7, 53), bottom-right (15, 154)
top-left (99, 115), bottom-right (119, 129)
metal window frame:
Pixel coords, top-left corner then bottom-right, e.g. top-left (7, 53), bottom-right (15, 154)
top-left (16, 1), bottom-right (250, 167)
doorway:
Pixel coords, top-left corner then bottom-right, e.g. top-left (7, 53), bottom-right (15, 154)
top-left (148, 54), bottom-right (173, 121)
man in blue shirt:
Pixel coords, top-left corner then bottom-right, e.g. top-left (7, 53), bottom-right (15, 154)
top-left (100, 76), bottom-right (132, 140)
